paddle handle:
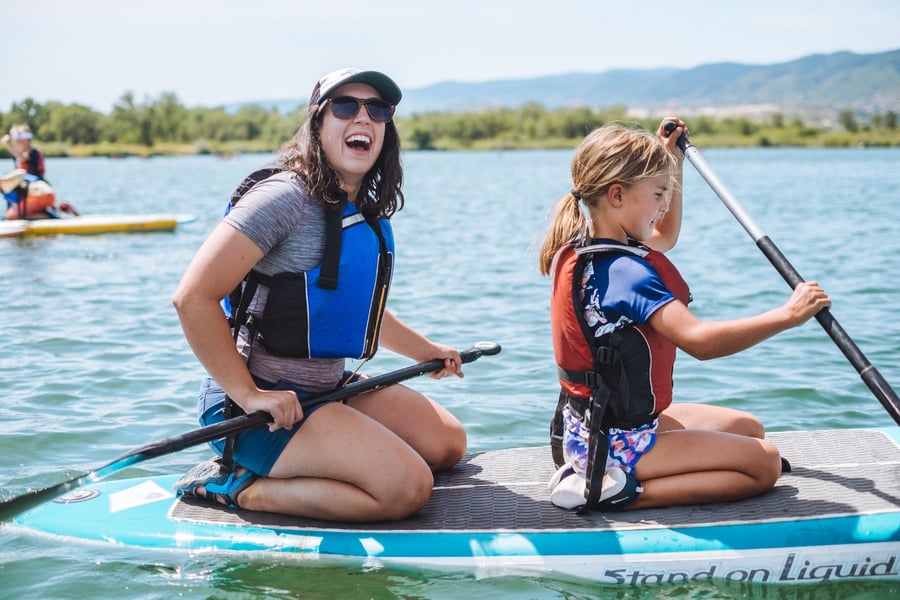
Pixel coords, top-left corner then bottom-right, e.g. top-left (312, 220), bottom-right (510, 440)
top-left (135, 340), bottom-right (502, 459)
top-left (663, 122), bottom-right (900, 425)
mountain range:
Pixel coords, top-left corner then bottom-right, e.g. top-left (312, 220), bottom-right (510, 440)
top-left (240, 49), bottom-right (900, 117)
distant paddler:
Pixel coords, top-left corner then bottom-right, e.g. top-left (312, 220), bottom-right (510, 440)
top-left (1, 168), bottom-right (79, 220)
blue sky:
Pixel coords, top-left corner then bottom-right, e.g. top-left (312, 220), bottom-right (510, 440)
top-left (4, 0), bottom-right (898, 112)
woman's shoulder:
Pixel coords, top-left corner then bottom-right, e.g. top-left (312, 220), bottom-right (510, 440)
top-left (234, 173), bottom-right (320, 215)
top-left (248, 171), bottom-right (307, 199)
top-left (226, 173), bottom-right (325, 250)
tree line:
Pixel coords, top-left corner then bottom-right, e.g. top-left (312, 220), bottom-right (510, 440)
top-left (2, 92), bottom-right (898, 159)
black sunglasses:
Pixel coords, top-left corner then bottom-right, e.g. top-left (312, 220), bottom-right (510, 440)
top-left (325, 96), bottom-right (395, 123)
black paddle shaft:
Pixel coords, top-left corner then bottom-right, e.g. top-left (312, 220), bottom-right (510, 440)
top-left (0, 341), bottom-right (502, 521)
top-left (663, 122), bottom-right (900, 425)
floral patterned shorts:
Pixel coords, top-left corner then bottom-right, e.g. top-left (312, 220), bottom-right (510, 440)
top-left (561, 404), bottom-right (658, 475)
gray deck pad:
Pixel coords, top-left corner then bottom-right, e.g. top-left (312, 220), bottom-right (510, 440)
top-left (172, 429), bottom-right (900, 532)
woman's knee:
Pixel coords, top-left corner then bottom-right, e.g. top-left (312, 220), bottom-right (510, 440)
top-left (428, 421), bottom-right (467, 470)
top-left (380, 463), bottom-right (434, 520)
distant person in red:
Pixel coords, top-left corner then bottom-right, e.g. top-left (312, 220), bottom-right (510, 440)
top-left (2, 124), bottom-right (45, 179)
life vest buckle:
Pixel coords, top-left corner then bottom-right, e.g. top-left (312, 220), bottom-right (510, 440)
top-left (582, 371), bottom-right (603, 390)
top-left (595, 346), bottom-right (620, 365)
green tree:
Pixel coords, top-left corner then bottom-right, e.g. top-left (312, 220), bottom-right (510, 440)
top-left (518, 102), bottom-right (547, 140)
top-left (276, 106), bottom-right (307, 141)
top-left (408, 127), bottom-right (434, 150)
top-left (43, 103), bottom-right (103, 144)
top-left (690, 115), bottom-right (717, 136)
top-left (4, 98), bottom-right (51, 136)
top-left (108, 92), bottom-right (146, 144)
top-left (149, 92), bottom-right (188, 142)
top-left (230, 105), bottom-right (278, 141)
top-left (839, 109), bottom-right (858, 133)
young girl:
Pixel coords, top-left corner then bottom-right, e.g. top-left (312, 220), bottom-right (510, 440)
top-left (172, 68), bottom-right (467, 522)
top-left (539, 122), bottom-right (830, 511)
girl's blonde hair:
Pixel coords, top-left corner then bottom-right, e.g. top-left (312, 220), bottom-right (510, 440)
top-left (538, 124), bottom-right (676, 275)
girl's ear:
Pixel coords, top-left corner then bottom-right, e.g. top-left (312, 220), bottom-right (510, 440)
top-left (607, 183), bottom-right (624, 207)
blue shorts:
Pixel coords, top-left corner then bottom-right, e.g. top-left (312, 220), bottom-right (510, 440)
top-left (197, 373), bottom-right (357, 476)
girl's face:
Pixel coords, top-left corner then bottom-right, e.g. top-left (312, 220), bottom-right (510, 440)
top-left (619, 175), bottom-right (671, 241)
top-left (318, 82), bottom-right (387, 200)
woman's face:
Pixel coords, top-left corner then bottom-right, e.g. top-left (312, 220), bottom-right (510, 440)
top-left (318, 82), bottom-right (387, 200)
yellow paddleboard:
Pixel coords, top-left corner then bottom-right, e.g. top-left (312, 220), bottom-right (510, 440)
top-left (0, 214), bottom-right (193, 237)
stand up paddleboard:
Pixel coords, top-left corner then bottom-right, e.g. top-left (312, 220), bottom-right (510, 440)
top-left (8, 428), bottom-right (899, 585)
top-left (0, 214), bottom-right (193, 237)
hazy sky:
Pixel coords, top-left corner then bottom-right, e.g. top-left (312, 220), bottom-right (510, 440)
top-left (4, 0), bottom-right (898, 112)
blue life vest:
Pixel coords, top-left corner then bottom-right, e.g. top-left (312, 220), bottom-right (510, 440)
top-left (227, 169), bottom-right (394, 360)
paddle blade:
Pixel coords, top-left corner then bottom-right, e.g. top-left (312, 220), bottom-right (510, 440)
top-left (0, 454), bottom-right (140, 522)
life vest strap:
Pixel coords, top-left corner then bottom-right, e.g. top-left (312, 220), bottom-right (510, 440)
top-left (558, 366), bottom-right (603, 392)
top-left (318, 196), bottom-right (347, 290)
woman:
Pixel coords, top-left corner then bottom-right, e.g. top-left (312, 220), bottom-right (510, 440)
top-left (173, 68), bottom-right (467, 522)
top-left (539, 121), bottom-right (830, 511)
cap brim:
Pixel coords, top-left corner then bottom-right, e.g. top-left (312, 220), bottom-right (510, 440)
top-left (318, 69), bottom-right (402, 105)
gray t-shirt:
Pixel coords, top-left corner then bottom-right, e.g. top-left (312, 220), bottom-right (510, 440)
top-left (224, 172), bottom-right (345, 391)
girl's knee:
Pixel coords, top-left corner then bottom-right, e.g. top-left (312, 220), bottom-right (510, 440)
top-left (715, 406), bottom-right (767, 439)
top-left (730, 412), bottom-right (766, 439)
top-left (755, 441), bottom-right (782, 490)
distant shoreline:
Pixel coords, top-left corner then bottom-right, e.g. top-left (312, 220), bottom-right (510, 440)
top-left (5, 129), bottom-right (898, 161)
top-left (3, 89), bottom-right (896, 159)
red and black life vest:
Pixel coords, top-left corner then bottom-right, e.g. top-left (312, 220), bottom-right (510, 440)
top-left (551, 242), bottom-right (690, 408)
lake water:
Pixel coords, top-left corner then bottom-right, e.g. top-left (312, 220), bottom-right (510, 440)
top-left (1, 147), bottom-right (898, 599)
